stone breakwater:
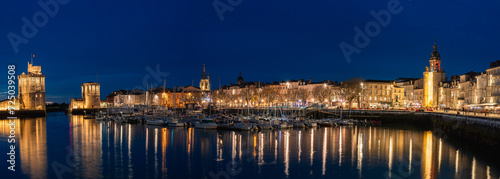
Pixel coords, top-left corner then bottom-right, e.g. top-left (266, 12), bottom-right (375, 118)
top-left (0, 110), bottom-right (46, 118)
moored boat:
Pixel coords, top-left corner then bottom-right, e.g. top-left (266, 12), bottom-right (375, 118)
top-left (195, 118), bottom-right (218, 129)
top-left (167, 118), bottom-right (185, 127)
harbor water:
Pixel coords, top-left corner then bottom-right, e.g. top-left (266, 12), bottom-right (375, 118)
top-left (1, 112), bottom-right (499, 178)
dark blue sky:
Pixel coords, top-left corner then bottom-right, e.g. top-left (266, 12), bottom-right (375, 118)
top-left (1, 0), bottom-right (500, 103)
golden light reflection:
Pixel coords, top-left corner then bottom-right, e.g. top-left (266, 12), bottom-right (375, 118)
top-left (331, 128), bottom-right (336, 161)
top-left (351, 126), bottom-right (357, 165)
top-left (1, 119), bottom-right (496, 178)
top-left (275, 139), bottom-right (278, 163)
top-left (0, 118), bottom-right (47, 178)
top-left (310, 129), bottom-right (314, 166)
top-left (298, 131), bottom-right (302, 163)
top-left (422, 131), bottom-right (433, 179)
top-left (231, 131), bottom-right (236, 164)
top-left (239, 134), bottom-right (242, 160)
top-left (378, 140), bottom-right (381, 159)
top-left (128, 124), bottom-right (133, 177)
top-left (120, 125), bottom-right (123, 149)
top-left (487, 165), bottom-right (491, 179)
top-left (368, 127), bottom-right (372, 153)
top-left (388, 136), bottom-right (393, 178)
top-left (253, 134), bottom-right (257, 157)
top-left (455, 149), bottom-right (459, 175)
top-left (339, 127), bottom-right (342, 166)
top-left (69, 115), bottom-right (103, 178)
top-left (258, 133), bottom-right (264, 166)
top-left (438, 139), bottom-right (442, 172)
top-left (187, 128), bottom-right (192, 154)
top-left (472, 157), bottom-right (476, 179)
top-left (357, 133), bottom-right (363, 177)
top-left (162, 127), bottom-right (167, 176)
top-left (284, 131), bottom-right (289, 176)
top-left (216, 134), bottom-right (223, 161)
top-left (409, 139), bottom-right (412, 173)
top-left (322, 128), bottom-right (327, 175)
top-left (154, 128), bottom-right (158, 177)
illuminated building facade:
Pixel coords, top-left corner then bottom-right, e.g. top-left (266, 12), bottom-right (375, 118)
top-left (395, 78), bottom-right (423, 108)
top-left (18, 62), bottom-right (46, 110)
top-left (360, 80), bottom-right (401, 108)
top-left (423, 43), bottom-right (447, 108)
top-left (107, 86), bottom-right (202, 109)
top-left (70, 82), bottom-right (106, 110)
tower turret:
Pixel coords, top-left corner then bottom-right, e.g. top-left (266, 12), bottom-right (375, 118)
top-left (429, 42), bottom-right (442, 72)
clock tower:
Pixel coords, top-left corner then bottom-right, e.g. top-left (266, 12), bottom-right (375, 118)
top-left (423, 42), bottom-right (446, 107)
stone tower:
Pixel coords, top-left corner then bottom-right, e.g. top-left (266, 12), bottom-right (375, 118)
top-left (82, 82), bottom-right (100, 108)
top-left (200, 64), bottom-right (210, 92)
top-left (423, 43), bottom-right (446, 108)
top-left (18, 62), bottom-right (46, 110)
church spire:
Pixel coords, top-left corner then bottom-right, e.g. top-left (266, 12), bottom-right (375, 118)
top-left (201, 64), bottom-right (207, 79)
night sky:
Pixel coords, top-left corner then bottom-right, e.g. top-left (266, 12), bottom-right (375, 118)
top-left (1, 0), bottom-right (500, 103)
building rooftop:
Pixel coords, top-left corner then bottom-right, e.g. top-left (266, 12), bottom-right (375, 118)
top-left (365, 79), bottom-right (393, 83)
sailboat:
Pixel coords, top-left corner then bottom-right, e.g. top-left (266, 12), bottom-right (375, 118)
top-left (167, 118), bottom-right (185, 127)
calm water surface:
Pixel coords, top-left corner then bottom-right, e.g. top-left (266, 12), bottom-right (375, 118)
top-left (1, 112), bottom-right (499, 178)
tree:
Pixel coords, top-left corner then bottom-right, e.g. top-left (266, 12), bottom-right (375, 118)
top-left (212, 89), bottom-right (223, 107)
top-left (287, 88), bottom-right (298, 107)
top-left (296, 88), bottom-right (309, 107)
top-left (240, 87), bottom-right (252, 107)
top-left (225, 89), bottom-right (239, 108)
top-left (342, 77), bottom-right (364, 109)
top-left (262, 87), bottom-right (278, 107)
top-left (327, 87), bottom-right (340, 105)
top-left (312, 85), bottom-right (331, 105)
top-left (249, 87), bottom-right (259, 107)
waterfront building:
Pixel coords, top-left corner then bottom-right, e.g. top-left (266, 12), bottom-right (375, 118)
top-left (0, 61), bottom-right (45, 111)
top-left (395, 78), bottom-right (423, 108)
top-left (423, 43), bottom-right (447, 108)
top-left (482, 61), bottom-right (500, 107)
top-left (106, 89), bottom-right (145, 107)
top-left (106, 86), bottom-right (202, 109)
top-left (359, 80), bottom-right (399, 108)
top-left (18, 62), bottom-right (46, 110)
top-left (212, 75), bottom-right (343, 108)
top-left (70, 82), bottom-right (106, 110)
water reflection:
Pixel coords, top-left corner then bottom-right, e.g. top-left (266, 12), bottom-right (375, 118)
top-left (0, 118), bottom-right (47, 178)
top-left (69, 115), bottom-right (103, 178)
top-left (1, 114), bottom-right (500, 178)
